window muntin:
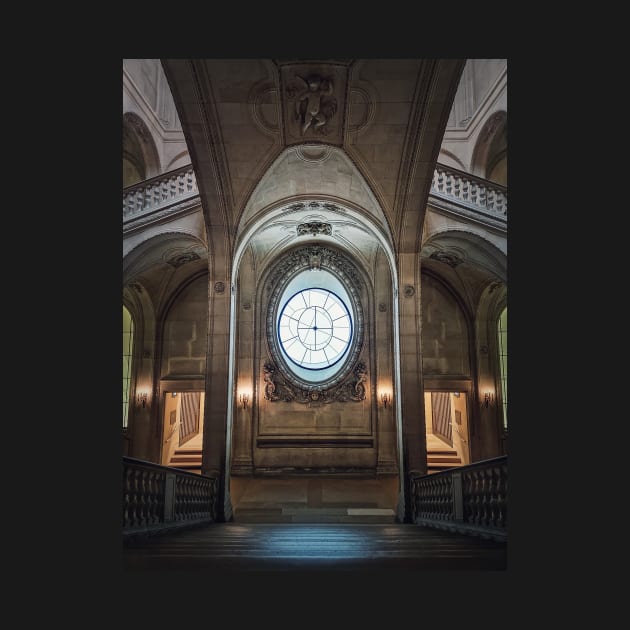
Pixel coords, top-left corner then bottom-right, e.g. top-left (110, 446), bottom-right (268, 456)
top-left (278, 288), bottom-right (352, 370)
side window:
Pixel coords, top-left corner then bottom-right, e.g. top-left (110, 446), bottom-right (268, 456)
top-left (498, 307), bottom-right (507, 430)
top-left (123, 305), bottom-right (134, 429)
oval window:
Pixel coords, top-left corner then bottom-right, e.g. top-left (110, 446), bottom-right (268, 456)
top-left (278, 288), bottom-right (352, 370)
top-left (271, 268), bottom-right (357, 385)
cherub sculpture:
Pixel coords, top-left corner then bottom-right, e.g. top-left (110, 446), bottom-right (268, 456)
top-left (293, 74), bottom-right (337, 135)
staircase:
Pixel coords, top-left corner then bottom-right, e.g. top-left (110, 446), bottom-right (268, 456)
top-left (427, 448), bottom-right (462, 473)
top-left (426, 433), bottom-right (461, 474)
top-left (168, 448), bottom-right (202, 474)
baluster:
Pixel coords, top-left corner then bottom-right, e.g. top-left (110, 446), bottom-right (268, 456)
top-left (471, 471), bottom-right (480, 525)
top-left (478, 184), bottom-right (487, 208)
top-left (123, 467), bottom-right (131, 527)
top-left (175, 476), bottom-right (182, 520)
top-left (134, 189), bottom-right (142, 213)
top-left (497, 192), bottom-right (506, 215)
top-left (445, 172), bottom-right (452, 196)
top-left (436, 170), bottom-right (444, 194)
top-left (140, 470), bottom-right (149, 527)
top-left (453, 175), bottom-right (461, 200)
top-left (181, 477), bottom-right (188, 520)
top-left (175, 476), bottom-right (181, 521)
top-left (131, 469), bottom-right (140, 527)
top-left (487, 188), bottom-right (495, 212)
top-left (485, 469), bottom-right (493, 526)
top-left (148, 471), bottom-right (158, 524)
top-left (131, 469), bottom-right (140, 528)
top-left (168, 176), bottom-right (176, 200)
top-left (461, 177), bottom-right (469, 201)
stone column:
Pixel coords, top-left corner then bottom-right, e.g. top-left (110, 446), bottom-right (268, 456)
top-left (201, 273), bottom-right (234, 521)
top-left (396, 252), bottom-right (428, 522)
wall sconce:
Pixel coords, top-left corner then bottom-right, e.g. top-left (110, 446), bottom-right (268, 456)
top-left (483, 392), bottom-right (494, 408)
top-left (137, 392), bottom-right (148, 408)
top-left (239, 393), bottom-right (250, 409)
top-left (380, 393), bottom-right (391, 408)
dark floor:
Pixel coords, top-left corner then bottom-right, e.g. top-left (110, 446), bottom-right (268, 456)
top-left (124, 477), bottom-right (506, 572)
top-left (123, 522), bottom-right (507, 572)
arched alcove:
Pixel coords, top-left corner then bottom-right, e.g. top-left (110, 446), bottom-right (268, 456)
top-left (470, 110), bottom-right (507, 185)
top-left (123, 111), bottom-right (161, 186)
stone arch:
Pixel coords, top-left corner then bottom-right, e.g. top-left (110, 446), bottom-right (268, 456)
top-left (437, 148), bottom-right (467, 172)
top-left (470, 110), bottom-right (507, 184)
top-left (123, 111), bottom-right (161, 185)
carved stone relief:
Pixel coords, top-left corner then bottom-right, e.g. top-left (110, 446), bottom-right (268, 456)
top-left (280, 65), bottom-right (348, 146)
top-left (297, 222), bottom-right (332, 236)
top-left (166, 252), bottom-right (201, 268)
top-left (263, 359), bottom-right (367, 404)
top-left (430, 251), bottom-right (464, 268)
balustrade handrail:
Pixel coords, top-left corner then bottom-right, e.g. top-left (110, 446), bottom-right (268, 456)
top-left (122, 455), bottom-right (217, 479)
top-left (123, 163), bottom-right (194, 195)
top-left (410, 455), bottom-right (507, 480)
top-left (433, 163), bottom-right (507, 193)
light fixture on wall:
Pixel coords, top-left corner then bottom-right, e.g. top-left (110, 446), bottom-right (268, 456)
top-left (380, 392), bottom-right (391, 408)
top-left (239, 393), bottom-right (250, 409)
top-left (137, 392), bottom-right (148, 408)
top-left (483, 392), bottom-right (494, 408)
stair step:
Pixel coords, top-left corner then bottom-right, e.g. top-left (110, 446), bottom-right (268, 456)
top-left (168, 463), bottom-right (202, 471)
top-left (427, 449), bottom-right (458, 456)
top-left (427, 456), bottom-right (461, 463)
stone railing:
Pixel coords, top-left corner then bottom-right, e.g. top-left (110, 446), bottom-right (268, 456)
top-left (430, 164), bottom-right (507, 222)
top-left (409, 456), bottom-right (507, 542)
top-left (123, 456), bottom-right (220, 540)
top-left (123, 163), bottom-right (506, 228)
top-left (123, 165), bottom-right (198, 225)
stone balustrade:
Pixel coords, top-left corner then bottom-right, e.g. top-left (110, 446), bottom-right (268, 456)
top-left (430, 164), bottom-right (507, 220)
top-left (123, 456), bottom-right (219, 540)
top-left (409, 455), bottom-right (507, 541)
top-left (123, 165), bottom-right (198, 225)
top-left (123, 163), bottom-right (507, 227)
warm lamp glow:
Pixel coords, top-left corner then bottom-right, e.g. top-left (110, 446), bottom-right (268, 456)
top-left (483, 391), bottom-right (494, 408)
top-left (380, 392), bottom-right (391, 408)
top-left (239, 392), bottom-right (250, 409)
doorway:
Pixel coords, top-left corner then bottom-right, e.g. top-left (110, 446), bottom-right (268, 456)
top-left (424, 390), bottom-right (470, 473)
top-left (160, 390), bottom-right (205, 473)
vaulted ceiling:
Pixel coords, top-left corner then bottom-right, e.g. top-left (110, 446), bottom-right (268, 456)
top-left (161, 59), bottom-right (465, 274)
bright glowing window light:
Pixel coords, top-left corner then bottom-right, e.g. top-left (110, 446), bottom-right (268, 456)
top-left (278, 288), bottom-right (352, 370)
